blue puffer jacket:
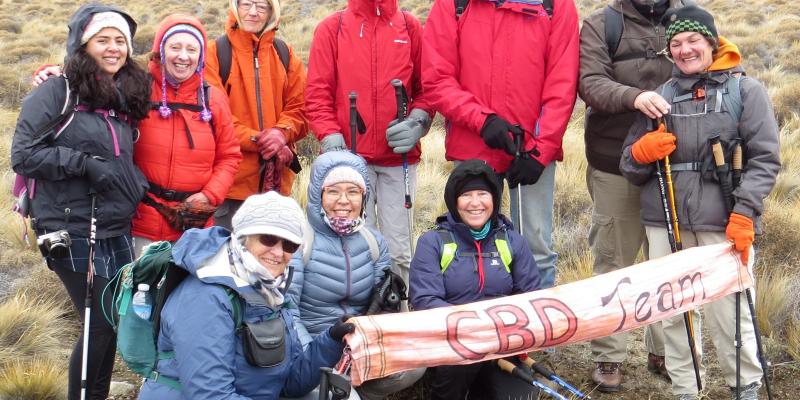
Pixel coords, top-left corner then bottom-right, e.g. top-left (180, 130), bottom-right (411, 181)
top-left (138, 227), bottom-right (343, 400)
top-left (286, 151), bottom-right (391, 347)
top-left (410, 213), bottom-right (540, 310)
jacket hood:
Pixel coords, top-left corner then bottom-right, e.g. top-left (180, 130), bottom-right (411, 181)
top-left (65, 4), bottom-right (137, 63)
top-left (708, 36), bottom-right (741, 71)
top-left (228, 0), bottom-right (280, 37)
top-left (172, 227), bottom-right (273, 307)
top-left (444, 159), bottom-right (502, 224)
top-left (348, 0), bottom-right (398, 19)
top-left (306, 151), bottom-right (371, 235)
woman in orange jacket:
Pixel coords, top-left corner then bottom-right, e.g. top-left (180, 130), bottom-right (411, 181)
top-left (205, 0), bottom-right (308, 229)
top-left (132, 14), bottom-right (242, 254)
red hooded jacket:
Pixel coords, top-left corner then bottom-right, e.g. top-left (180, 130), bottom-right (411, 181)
top-left (133, 15), bottom-right (242, 241)
top-left (306, 0), bottom-right (432, 166)
top-left (422, 0), bottom-right (579, 172)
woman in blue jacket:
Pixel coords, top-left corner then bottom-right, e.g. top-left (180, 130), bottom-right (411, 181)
top-left (410, 159), bottom-right (540, 400)
top-left (138, 192), bottom-right (352, 399)
top-left (286, 151), bottom-right (423, 399)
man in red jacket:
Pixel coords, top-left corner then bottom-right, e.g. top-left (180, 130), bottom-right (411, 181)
top-left (306, 0), bottom-right (433, 294)
top-left (422, 0), bottom-right (579, 290)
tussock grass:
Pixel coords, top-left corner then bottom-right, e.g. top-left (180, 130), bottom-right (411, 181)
top-left (753, 270), bottom-right (796, 338)
top-left (0, 294), bottom-right (71, 364)
top-left (0, 359), bottom-right (66, 400)
top-left (12, 266), bottom-right (73, 316)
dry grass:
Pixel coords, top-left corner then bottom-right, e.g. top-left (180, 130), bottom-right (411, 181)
top-left (0, 359), bottom-right (67, 400)
top-left (0, 294), bottom-right (71, 364)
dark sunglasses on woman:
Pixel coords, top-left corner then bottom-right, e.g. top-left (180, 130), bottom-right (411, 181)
top-left (258, 234), bottom-right (301, 253)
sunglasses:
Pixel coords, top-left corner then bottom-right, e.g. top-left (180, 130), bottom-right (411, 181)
top-left (257, 234), bottom-right (300, 253)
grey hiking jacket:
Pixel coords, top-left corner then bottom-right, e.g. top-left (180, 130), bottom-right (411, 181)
top-left (579, 0), bottom-right (690, 175)
top-left (620, 66), bottom-right (780, 233)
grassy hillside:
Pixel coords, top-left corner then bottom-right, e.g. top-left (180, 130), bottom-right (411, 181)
top-left (0, 0), bottom-right (798, 398)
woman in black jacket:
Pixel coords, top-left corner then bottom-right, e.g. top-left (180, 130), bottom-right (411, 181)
top-left (10, 4), bottom-right (150, 399)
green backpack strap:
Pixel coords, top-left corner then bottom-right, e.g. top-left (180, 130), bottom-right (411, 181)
top-left (438, 229), bottom-right (458, 273)
top-left (225, 287), bottom-right (244, 330)
top-left (493, 230), bottom-right (513, 274)
top-left (437, 228), bottom-right (513, 274)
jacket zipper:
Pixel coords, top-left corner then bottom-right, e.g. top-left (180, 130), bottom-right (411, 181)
top-left (341, 237), bottom-right (352, 307)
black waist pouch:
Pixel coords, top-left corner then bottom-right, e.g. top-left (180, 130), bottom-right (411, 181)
top-left (240, 317), bottom-right (286, 368)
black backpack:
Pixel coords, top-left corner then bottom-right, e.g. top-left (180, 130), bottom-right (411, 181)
top-left (215, 34), bottom-right (290, 87)
top-left (455, 0), bottom-right (554, 20)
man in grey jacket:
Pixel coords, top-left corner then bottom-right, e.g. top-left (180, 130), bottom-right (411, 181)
top-left (579, 0), bottom-right (692, 392)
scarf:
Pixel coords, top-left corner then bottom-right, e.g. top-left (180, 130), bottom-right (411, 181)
top-left (228, 238), bottom-right (286, 308)
top-left (323, 213), bottom-right (365, 236)
top-left (470, 221), bottom-right (492, 241)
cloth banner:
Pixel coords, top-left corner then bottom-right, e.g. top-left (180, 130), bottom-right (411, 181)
top-left (346, 243), bottom-right (752, 385)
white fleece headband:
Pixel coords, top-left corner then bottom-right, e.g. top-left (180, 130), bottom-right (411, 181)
top-left (80, 12), bottom-right (133, 55)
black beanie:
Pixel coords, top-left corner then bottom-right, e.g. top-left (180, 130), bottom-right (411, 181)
top-left (455, 176), bottom-right (492, 198)
top-left (663, 5), bottom-right (718, 45)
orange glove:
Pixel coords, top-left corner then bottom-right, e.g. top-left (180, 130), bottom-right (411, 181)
top-left (631, 124), bottom-right (677, 164)
top-left (726, 213), bottom-right (754, 264)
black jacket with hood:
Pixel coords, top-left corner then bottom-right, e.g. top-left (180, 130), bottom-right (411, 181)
top-left (10, 4), bottom-right (148, 239)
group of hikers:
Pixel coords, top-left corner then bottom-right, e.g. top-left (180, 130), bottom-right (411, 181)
top-left (9, 0), bottom-right (780, 399)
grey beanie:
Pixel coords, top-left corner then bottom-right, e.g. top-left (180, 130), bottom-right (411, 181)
top-left (232, 191), bottom-right (305, 245)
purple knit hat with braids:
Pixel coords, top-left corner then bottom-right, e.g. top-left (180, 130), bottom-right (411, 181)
top-left (157, 23), bottom-right (211, 122)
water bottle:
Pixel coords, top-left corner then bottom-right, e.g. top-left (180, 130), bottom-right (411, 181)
top-left (132, 283), bottom-right (153, 320)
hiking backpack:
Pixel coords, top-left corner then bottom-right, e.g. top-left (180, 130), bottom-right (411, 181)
top-left (12, 77), bottom-right (75, 220)
top-left (104, 241), bottom-right (242, 390)
top-left (215, 34), bottom-right (290, 87)
top-left (455, 0), bottom-right (554, 20)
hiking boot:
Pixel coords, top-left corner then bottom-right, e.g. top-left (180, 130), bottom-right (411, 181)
top-left (730, 381), bottom-right (761, 400)
top-left (591, 362), bottom-right (622, 392)
top-left (648, 352), bottom-right (671, 382)
top-left (675, 395), bottom-right (697, 400)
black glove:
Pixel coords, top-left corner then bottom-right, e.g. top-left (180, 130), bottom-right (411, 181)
top-left (329, 315), bottom-right (356, 342)
top-left (83, 156), bottom-right (117, 193)
top-left (480, 115), bottom-right (519, 156)
top-left (507, 155), bottom-right (545, 188)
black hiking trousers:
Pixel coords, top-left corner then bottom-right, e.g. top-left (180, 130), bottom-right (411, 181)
top-left (429, 360), bottom-right (539, 400)
top-left (54, 268), bottom-right (116, 400)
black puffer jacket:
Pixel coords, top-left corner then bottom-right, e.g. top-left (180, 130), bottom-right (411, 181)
top-left (10, 5), bottom-right (147, 239)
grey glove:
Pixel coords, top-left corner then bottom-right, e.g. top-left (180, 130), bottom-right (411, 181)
top-left (319, 133), bottom-right (347, 153)
top-left (386, 108), bottom-right (431, 154)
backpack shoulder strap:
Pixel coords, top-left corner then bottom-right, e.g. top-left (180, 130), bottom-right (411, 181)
top-left (542, 0), bottom-right (554, 18)
top-left (224, 287), bottom-right (243, 330)
top-left (493, 230), bottom-right (513, 273)
top-left (604, 5), bottom-right (623, 60)
top-left (454, 0), bottom-right (469, 20)
top-left (359, 228), bottom-right (381, 265)
top-left (437, 229), bottom-right (457, 273)
top-left (722, 73), bottom-right (743, 122)
top-left (215, 34), bottom-right (233, 87)
top-left (273, 37), bottom-right (290, 73)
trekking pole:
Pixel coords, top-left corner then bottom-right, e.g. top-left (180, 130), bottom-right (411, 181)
top-left (659, 118), bottom-right (702, 392)
top-left (349, 92), bottom-right (358, 154)
top-left (710, 137), bottom-right (741, 399)
top-left (80, 195), bottom-right (98, 400)
top-left (390, 79), bottom-right (415, 256)
top-left (722, 141), bottom-right (775, 400)
top-left (519, 354), bottom-right (591, 399)
top-left (512, 125), bottom-right (524, 236)
top-left (496, 359), bottom-right (568, 400)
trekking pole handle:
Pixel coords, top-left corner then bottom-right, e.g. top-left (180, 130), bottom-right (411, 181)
top-left (349, 92), bottom-right (358, 154)
top-left (710, 137), bottom-right (725, 168)
top-left (390, 79), bottom-right (407, 120)
top-left (732, 143), bottom-right (743, 189)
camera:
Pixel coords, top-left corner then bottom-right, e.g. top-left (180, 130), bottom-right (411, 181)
top-left (37, 230), bottom-right (72, 259)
